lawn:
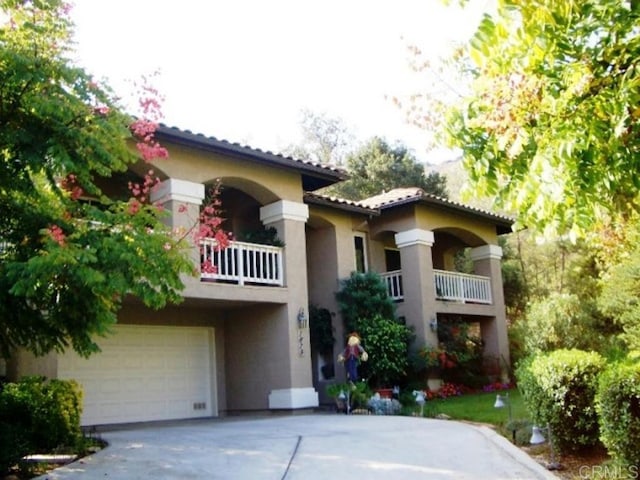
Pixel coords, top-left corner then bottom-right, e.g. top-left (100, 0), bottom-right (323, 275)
top-left (422, 388), bottom-right (612, 478)
top-left (426, 388), bottom-right (527, 425)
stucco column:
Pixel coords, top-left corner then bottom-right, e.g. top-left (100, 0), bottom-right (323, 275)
top-left (260, 200), bottom-right (318, 409)
top-left (150, 178), bottom-right (205, 264)
top-left (470, 245), bottom-right (511, 378)
top-left (395, 229), bottom-right (438, 351)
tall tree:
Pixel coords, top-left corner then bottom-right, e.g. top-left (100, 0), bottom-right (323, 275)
top-left (284, 109), bottom-right (354, 166)
top-left (446, 0), bottom-right (640, 239)
top-left (326, 137), bottom-right (448, 200)
top-left (0, 0), bottom-right (227, 358)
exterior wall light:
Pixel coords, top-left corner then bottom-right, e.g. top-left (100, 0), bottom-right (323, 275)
top-left (297, 308), bottom-right (307, 329)
top-left (429, 315), bottom-right (438, 332)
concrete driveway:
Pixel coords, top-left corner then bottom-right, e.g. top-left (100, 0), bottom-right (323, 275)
top-left (38, 414), bottom-right (558, 480)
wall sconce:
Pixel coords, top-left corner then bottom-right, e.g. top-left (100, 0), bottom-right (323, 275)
top-left (494, 393), bottom-right (515, 443)
top-left (529, 422), bottom-right (561, 471)
top-left (297, 308), bottom-right (307, 329)
top-left (429, 315), bottom-right (438, 332)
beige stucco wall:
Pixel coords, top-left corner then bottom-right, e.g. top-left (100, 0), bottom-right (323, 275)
top-left (370, 204), bottom-right (499, 247)
top-left (306, 205), bottom-right (369, 386)
top-left (367, 231), bottom-right (396, 274)
top-left (224, 304), bottom-right (288, 410)
top-left (307, 206), bottom-right (364, 308)
top-left (151, 144), bottom-right (303, 205)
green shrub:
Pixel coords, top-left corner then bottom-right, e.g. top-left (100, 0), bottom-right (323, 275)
top-left (516, 349), bottom-right (605, 452)
top-left (357, 314), bottom-right (413, 387)
top-left (325, 381), bottom-right (372, 411)
top-left (511, 293), bottom-right (613, 359)
top-left (596, 357), bottom-right (640, 466)
top-left (0, 376), bottom-right (83, 474)
top-left (336, 271), bottom-right (395, 333)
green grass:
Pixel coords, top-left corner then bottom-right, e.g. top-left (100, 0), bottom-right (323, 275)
top-left (427, 388), bottom-right (528, 424)
top-left (419, 388), bottom-right (536, 445)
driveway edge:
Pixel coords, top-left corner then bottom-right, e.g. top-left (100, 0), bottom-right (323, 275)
top-left (474, 425), bottom-right (560, 480)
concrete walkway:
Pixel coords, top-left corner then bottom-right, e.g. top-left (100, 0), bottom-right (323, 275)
top-left (38, 414), bottom-right (559, 480)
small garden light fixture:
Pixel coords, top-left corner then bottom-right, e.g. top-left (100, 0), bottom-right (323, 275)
top-left (413, 390), bottom-right (426, 416)
top-left (529, 422), bottom-right (562, 471)
top-left (493, 392), bottom-right (516, 443)
top-left (338, 389), bottom-right (350, 415)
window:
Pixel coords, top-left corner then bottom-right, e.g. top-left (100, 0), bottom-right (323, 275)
top-left (385, 248), bottom-right (401, 271)
top-left (354, 234), bottom-right (368, 273)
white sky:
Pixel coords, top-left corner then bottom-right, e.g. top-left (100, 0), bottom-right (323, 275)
top-left (70, 0), bottom-right (491, 164)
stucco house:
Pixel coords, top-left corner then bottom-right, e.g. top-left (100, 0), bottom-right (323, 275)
top-left (5, 125), bottom-right (513, 426)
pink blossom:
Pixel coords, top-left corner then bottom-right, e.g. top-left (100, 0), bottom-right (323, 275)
top-left (94, 105), bottom-right (110, 116)
top-left (201, 261), bottom-right (217, 274)
top-left (128, 200), bottom-right (141, 215)
top-left (47, 225), bottom-right (66, 246)
top-left (61, 174), bottom-right (83, 200)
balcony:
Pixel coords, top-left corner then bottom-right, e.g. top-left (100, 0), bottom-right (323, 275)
top-left (200, 239), bottom-right (284, 286)
top-left (380, 269), bottom-right (492, 304)
top-left (434, 269), bottom-right (492, 304)
top-left (381, 270), bottom-right (403, 301)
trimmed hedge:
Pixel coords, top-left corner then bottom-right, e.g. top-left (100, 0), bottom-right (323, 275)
top-left (596, 358), bottom-right (640, 467)
top-left (516, 349), bottom-right (605, 452)
top-left (0, 376), bottom-right (83, 474)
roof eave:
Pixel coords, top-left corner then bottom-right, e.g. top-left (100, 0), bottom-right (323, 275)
top-left (376, 195), bottom-right (514, 234)
top-left (304, 193), bottom-right (380, 216)
top-left (155, 125), bottom-right (347, 190)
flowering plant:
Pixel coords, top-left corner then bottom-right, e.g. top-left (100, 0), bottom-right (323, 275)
top-left (419, 344), bottom-right (457, 370)
top-left (481, 381), bottom-right (513, 392)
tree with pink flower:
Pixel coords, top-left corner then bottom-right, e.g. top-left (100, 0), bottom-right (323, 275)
top-left (0, 0), bottom-right (228, 358)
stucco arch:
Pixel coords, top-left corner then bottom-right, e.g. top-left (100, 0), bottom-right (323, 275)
top-left (213, 179), bottom-right (281, 241)
top-left (214, 176), bottom-right (280, 206)
top-left (432, 228), bottom-right (486, 271)
top-left (307, 212), bottom-right (335, 230)
top-left (432, 226), bottom-right (487, 248)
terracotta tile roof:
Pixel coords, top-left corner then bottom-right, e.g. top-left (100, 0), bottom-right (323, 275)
top-left (155, 124), bottom-right (347, 190)
top-left (358, 188), bottom-right (514, 233)
top-left (304, 192), bottom-right (379, 216)
top-left (357, 187), bottom-right (425, 208)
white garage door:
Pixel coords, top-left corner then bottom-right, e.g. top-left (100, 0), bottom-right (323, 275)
top-left (58, 325), bottom-right (215, 426)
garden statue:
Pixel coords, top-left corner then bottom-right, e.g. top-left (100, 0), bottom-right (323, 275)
top-left (338, 332), bottom-right (368, 381)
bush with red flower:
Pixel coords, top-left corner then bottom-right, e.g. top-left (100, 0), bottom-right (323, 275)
top-left (417, 317), bottom-right (487, 388)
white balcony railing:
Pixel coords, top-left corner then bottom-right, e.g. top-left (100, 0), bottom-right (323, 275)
top-left (380, 270), bottom-right (404, 301)
top-left (200, 239), bottom-right (284, 286)
top-left (381, 269), bottom-right (493, 304)
top-left (434, 269), bottom-right (492, 304)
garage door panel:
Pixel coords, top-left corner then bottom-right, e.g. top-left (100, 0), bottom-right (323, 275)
top-left (58, 325), bottom-right (214, 425)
